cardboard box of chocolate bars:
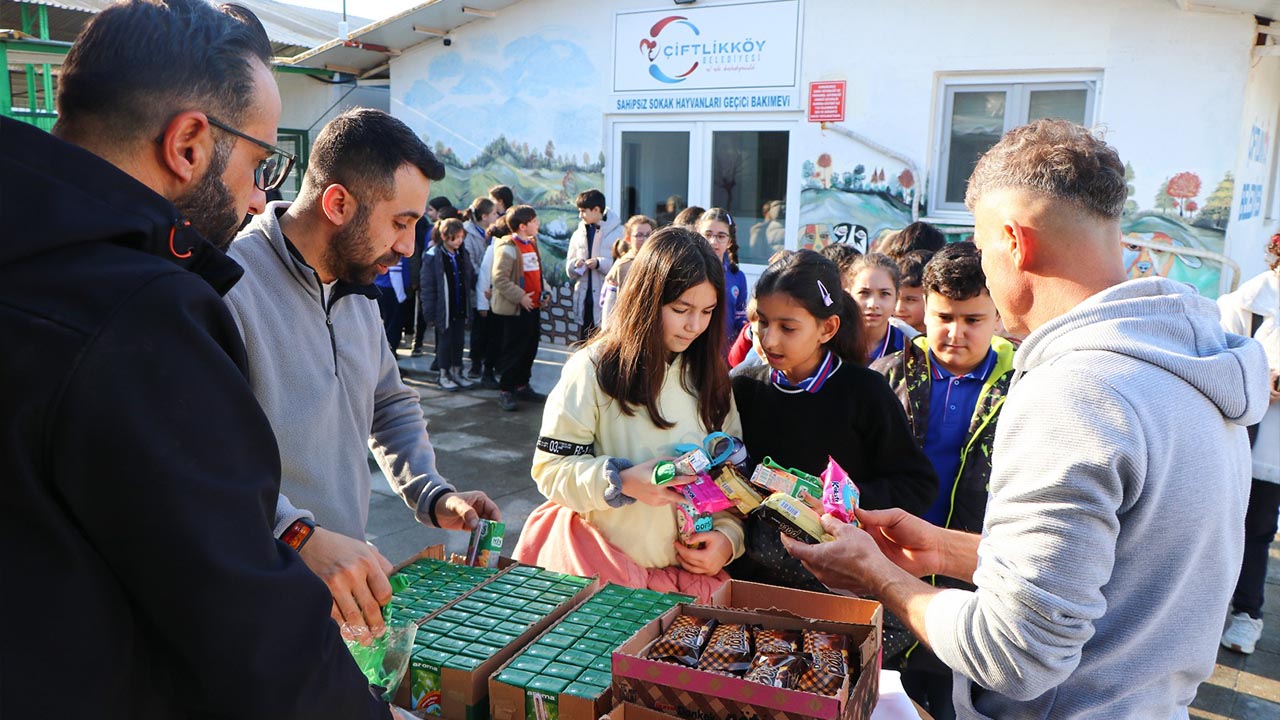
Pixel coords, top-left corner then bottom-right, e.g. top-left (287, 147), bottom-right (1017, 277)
top-left (600, 702), bottom-right (684, 719)
top-left (611, 581), bottom-right (882, 720)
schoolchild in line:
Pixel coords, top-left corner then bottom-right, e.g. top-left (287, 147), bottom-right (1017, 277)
top-left (729, 249), bottom-right (793, 371)
top-left (420, 218), bottom-right (476, 391)
top-left (727, 250), bottom-right (937, 592)
top-left (514, 227), bottom-right (744, 602)
top-left (870, 242), bottom-right (1015, 719)
top-left (673, 205), bottom-right (705, 228)
top-left (461, 196), bottom-right (499, 379)
top-left (488, 184), bottom-right (513, 214)
top-left (473, 219), bottom-right (511, 390)
top-left (893, 249), bottom-right (934, 335)
top-left (490, 205), bottom-right (547, 411)
top-left (697, 208), bottom-right (748, 346)
top-left (878, 220), bottom-right (946, 258)
top-left (850, 252), bottom-right (916, 363)
top-left (598, 214), bottom-right (655, 332)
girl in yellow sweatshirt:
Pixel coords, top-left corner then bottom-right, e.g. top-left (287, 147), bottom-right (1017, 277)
top-left (513, 226), bottom-right (744, 601)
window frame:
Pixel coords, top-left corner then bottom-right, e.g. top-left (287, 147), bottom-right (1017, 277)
top-left (928, 71), bottom-right (1102, 222)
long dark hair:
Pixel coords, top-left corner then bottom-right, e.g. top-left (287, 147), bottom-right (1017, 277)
top-left (595, 226), bottom-right (731, 431)
top-left (754, 249), bottom-right (867, 366)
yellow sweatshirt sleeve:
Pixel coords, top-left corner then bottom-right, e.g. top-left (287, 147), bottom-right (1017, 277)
top-left (530, 352), bottom-right (617, 514)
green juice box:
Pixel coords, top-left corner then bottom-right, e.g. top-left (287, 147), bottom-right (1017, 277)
top-left (466, 519), bottom-right (506, 567)
top-left (409, 651), bottom-right (446, 716)
top-left (525, 688), bottom-right (561, 720)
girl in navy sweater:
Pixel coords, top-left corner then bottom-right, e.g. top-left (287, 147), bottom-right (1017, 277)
top-left (728, 250), bottom-right (936, 591)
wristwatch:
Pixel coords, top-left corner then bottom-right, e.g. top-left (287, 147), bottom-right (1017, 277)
top-left (281, 517), bottom-right (316, 551)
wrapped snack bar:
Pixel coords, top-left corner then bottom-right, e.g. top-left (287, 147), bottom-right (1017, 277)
top-left (647, 614), bottom-right (718, 667)
top-left (753, 628), bottom-right (800, 655)
top-left (677, 472), bottom-right (736, 514)
top-left (755, 493), bottom-right (834, 544)
top-left (743, 651), bottom-right (806, 689)
top-left (712, 465), bottom-right (763, 515)
top-left (820, 456), bottom-right (860, 526)
top-left (696, 623), bottom-right (754, 674)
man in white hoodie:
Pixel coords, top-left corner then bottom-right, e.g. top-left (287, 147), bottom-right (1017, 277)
top-left (787, 119), bottom-right (1271, 718)
top-left (1218, 233), bottom-right (1280, 655)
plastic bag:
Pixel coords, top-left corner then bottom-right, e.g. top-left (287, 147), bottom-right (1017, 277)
top-left (342, 574), bottom-right (417, 700)
top-left (344, 618), bottom-right (419, 700)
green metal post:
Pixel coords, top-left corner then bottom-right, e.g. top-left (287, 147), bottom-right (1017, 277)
top-left (0, 43), bottom-right (11, 117)
top-left (40, 7), bottom-right (53, 112)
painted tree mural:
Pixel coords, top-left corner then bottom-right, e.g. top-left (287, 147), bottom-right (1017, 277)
top-left (1166, 172), bottom-right (1202, 218)
top-left (1194, 173), bottom-right (1235, 230)
top-left (1123, 162), bottom-right (1138, 215)
top-left (1154, 179), bottom-right (1177, 214)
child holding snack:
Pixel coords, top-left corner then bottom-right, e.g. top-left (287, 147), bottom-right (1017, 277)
top-left (514, 227), bottom-right (744, 602)
top-left (728, 250), bottom-right (936, 592)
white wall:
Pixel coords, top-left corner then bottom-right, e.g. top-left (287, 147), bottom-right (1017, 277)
top-left (276, 70), bottom-right (390, 137)
top-left (798, 0), bottom-right (1254, 219)
top-left (1224, 53), bottom-right (1280, 286)
top-left (385, 0), bottom-right (1261, 297)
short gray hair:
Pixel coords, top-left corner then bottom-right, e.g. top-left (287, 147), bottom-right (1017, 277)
top-left (965, 119), bottom-right (1127, 220)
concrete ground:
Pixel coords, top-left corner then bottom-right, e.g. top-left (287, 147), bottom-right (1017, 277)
top-left (364, 341), bottom-right (572, 564)
top-left (365, 341), bottom-right (1280, 719)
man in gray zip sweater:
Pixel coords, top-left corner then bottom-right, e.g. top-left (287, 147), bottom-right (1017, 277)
top-left (226, 108), bottom-right (500, 637)
top-left (787, 119), bottom-right (1271, 718)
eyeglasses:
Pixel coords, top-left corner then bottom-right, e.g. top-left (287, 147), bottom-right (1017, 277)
top-left (206, 114), bottom-right (297, 192)
top-left (704, 231), bottom-right (732, 242)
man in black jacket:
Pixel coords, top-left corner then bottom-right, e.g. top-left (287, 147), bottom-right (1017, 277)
top-left (0, 2), bottom-right (393, 718)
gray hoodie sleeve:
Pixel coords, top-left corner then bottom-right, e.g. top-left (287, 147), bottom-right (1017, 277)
top-left (367, 334), bottom-right (456, 526)
top-left (924, 367), bottom-right (1138, 701)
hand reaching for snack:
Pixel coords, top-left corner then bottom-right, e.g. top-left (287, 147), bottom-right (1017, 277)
top-left (620, 458), bottom-right (694, 506)
top-left (674, 530), bottom-right (733, 575)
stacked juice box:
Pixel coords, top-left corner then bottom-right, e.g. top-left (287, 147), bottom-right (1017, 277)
top-left (492, 584), bottom-right (692, 720)
top-left (406, 565), bottom-right (593, 715)
top-left (386, 557), bottom-right (501, 623)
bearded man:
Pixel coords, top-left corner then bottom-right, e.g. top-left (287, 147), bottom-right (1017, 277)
top-left (224, 108), bottom-right (500, 637)
top-left (0, 1), bottom-right (398, 717)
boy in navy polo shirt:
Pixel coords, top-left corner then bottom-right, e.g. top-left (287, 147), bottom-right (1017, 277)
top-left (871, 241), bottom-right (1016, 719)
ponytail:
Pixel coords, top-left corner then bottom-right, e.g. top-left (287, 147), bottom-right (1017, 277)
top-left (829, 289), bottom-right (867, 366)
top-left (754, 249), bottom-right (867, 367)
top-left (462, 196), bottom-right (496, 224)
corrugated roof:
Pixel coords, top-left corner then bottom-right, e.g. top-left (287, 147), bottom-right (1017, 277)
top-left (2, 0), bottom-right (370, 55)
top-left (284, 0), bottom-right (520, 77)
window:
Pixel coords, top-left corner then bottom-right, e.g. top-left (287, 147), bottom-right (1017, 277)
top-left (932, 75), bottom-right (1099, 215)
top-left (275, 129), bottom-right (309, 201)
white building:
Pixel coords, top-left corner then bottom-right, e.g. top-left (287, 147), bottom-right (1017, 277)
top-left (291, 0), bottom-right (1280, 339)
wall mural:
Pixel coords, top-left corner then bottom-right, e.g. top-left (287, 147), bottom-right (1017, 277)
top-left (798, 152), bottom-right (1234, 297)
top-left (798, 153), bottom-right (923, 254)
top-left (396, 32), bottom-right (606, 343)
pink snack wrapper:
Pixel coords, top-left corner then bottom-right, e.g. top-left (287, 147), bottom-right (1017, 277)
top-left (678, 472), bottom-right (737, 515)
top-left (820, 456), bottom-right (861, 525)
